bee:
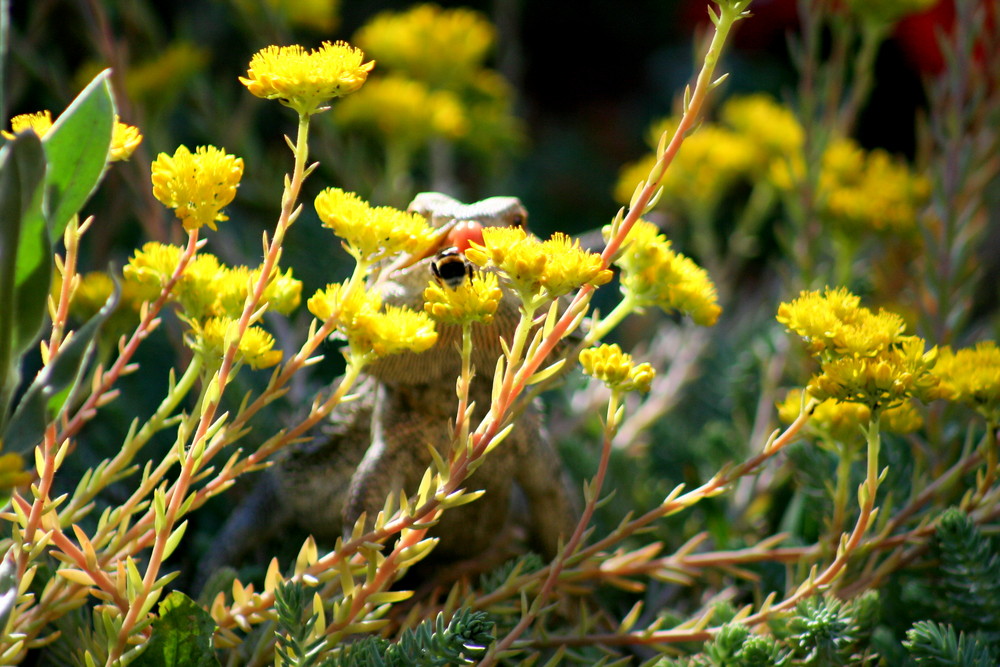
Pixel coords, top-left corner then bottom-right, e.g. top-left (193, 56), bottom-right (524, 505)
top-left (430, 248), bottom-right (473, 288)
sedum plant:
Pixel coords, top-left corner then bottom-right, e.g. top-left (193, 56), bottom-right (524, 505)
top-left (1, 0), bottom-right (999, 665)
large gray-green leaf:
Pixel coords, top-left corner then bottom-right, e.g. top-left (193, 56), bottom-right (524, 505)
top-left (0, 133), bottom-right (47, 426)
top-left (42, 69), bottom-right (115, 239)
top-left (2, 273), bottom-right (120, 454)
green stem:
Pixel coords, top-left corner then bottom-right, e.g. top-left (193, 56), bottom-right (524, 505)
top-left (587, 292), bottom-right (641, 344)
top-left (830, 439), bottom-right (854, 539)
top-left (61, 354), bottom-right (204, 524)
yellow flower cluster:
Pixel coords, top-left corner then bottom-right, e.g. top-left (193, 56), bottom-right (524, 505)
top-left (816, 140), bottom-right (930, 235)
top-left (769, 137), bottom-right (928, 236)
top-left (778, 287), bottom-right (939, 410)
top-left (423, 271), bottom-right (502, 326)
top-left (110, 117), bottom-right (143, 161)
top-left (3, 111), bottom-right (143, 162)
top-left (347, 5), bottom-right (523, 160)
top-left (580, 343), bottom-right (655, 394)
top-left (464, 227), bottom-right (612, 301)
top-left (151, 145), bottom-right (244, 231)
top-left (240, 41), bottom-right (373, 115)
top-left (612, 220), bottom-right (721, 326)
top-left (123, 242), bottom-right (302, 320)
top-left (778, 388), bottom-right (923, 443)
top-left (935, 342), bottom-right (1000, 422)
top-left (333, 74), bottom-right (467, 147)
top-left (615, 94), bottom-right (802, 214)
top-left (308, 283), bottom-right (438, 359)
top-left (353, 4), bottom-right (493, 87)
top-left (314, 188), bottom-right (436, 263)
top-left (188, 317), bottom-right (282, 370)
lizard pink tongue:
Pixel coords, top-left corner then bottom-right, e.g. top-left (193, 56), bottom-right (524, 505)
top-left (446, 220), bottom-right (484, 253)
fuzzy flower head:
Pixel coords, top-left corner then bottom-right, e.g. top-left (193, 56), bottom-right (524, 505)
top-left (314, 188), bottom-right (436, 263)
top-left (308, 282), bottom-right (437, 359)
top-left (333, 74), bottom-right (467, 148)
top-left (240, 41), bottom-right (373, 115)
top-left (354, 4), bottom-right (493, 88)
top-left (465, 227), bottom-right (610, 302)
top-left (3, 110), bottom-right (53, 139)
top-left (611, 220), bottom-right (721, 326)
top-left (423, 270), bottom-right (502, 326)
top-left (187, 317), bottom-right (282, 369)
top-left (110, 117), bottom-right (143, 162)
top-left (935, 342), bottom-right (1000, 423)
top-left (778, 288), bottom-right (940, 410)
top-left (151, 145), bottom-right (244, 232)
top-left (580, 343), bottom-right (655, 394)
top-left (778, 388), bottom-right (923, 443)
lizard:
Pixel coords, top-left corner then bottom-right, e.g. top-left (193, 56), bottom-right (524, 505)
top-left (200, 193), bottom-right (578, 580)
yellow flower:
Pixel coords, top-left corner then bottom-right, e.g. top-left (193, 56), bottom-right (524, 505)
top-left (771, 138), bottom-right (929, 236)
top-left (777, 287), bottom-right (910, 359)
top-left (333, 74), bottom-right (467, 147)
top-left (815, 139), bottom-right (929, 235)
top-left (808, 337), bottom-right (939, 409)
top-left (423, 271), bottom-right (502, 325)
top-left (778, 287), bottom-right (940, 410)
top-left (314, 188), bottom-right (436, 262)
top-left (189, 317), bottom-right (282, 369)
top-left (240, 41), bottom-right (373, 115)
top-left (215, 265), bottom-right (302, 318)
top-left (3, 110), bottom-right (53, 139)
top-left (151, 145), bottom-right (244, 232)
top-left (110, 117), bottom-right (142, 161)
top-left (539, 233), bottom-right (613, 297)
top-left (778, 388), bottom-right (922, 442)
top-left (613, 220), bottom-right (721, 326)
top-left (123, 242), bottom-right (186, 292)
top-left (935, 343), bottom-right (1000, 422)
top-left (719, 94), bottom-right (803, 163)
top-left (580, 343), bottom-right (655, 393)
top-left (465, 227), bottom-right (610, 301)
top-left (776, 287), bottom-right (863, 355)
top-left (354, 4), bottom-right (493, 87)
top-left (124, 244), bottom-right (222, 317)
top-left (353, 306), bottom-right (438, 357)
top-left (308, 282), bottom-right (437, 358)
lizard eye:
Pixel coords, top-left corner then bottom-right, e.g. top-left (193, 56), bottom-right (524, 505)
top-left (510, 213), bottom-right (525, 228)
top-left (431, 250), bottom-right (472, 288)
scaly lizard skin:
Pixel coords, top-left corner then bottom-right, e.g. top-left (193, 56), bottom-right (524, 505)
top-left (202, 193), bottom-right (577, 577)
